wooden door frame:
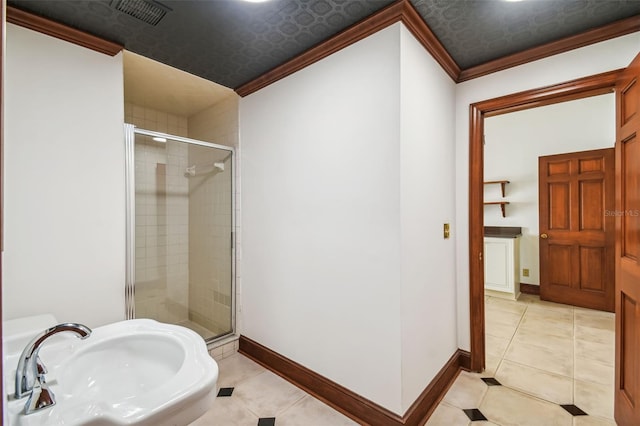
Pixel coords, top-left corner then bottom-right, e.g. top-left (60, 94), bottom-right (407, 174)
top-left (468, 69), bottom-right (622, 372)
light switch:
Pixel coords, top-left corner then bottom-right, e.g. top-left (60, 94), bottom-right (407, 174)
top-left (443, 223), bottom-right (450, 239)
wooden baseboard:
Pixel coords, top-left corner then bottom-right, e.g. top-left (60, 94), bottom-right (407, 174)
top-left (239, 335), bottom-right (470, 425)
top-left (402, 348), bottom-right (471, 425)
top-left (520, 283), bottom-right (540, 295)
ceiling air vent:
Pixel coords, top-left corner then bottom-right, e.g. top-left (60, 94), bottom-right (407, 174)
top-left (114, 0), bottom-right (171, 26)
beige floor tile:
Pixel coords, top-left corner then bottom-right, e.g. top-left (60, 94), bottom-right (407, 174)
top-left (573, 415), bottom-right (617, 426)
top-left (480, 386), bottom-right (573, 426)
top-left (512, 328), bottom-right (573, 354)
top-left (574, 380), bottom-right (614, 420)
top-left (485, 319), bottom-right (520, 339)
top-left (575, 340), bottom-right (614, 366)
top-left (574, 316), bottom-right (614, 333)
top-left (486, 297), bottom-right (528, 315)
top-left (189, 396), bottom-right (259, 426)
top-left (575, 324), bottom-right (614, 345)
top-left (518, 316), bottom-right (574, 339)
top-left (485, 334), bottom-right (511, 358)
top-left (192, 297), bottom-right (619, 426)
top-left (504, 340), bottom-right (573, 377)
top-left (470, 354), bottom-right (502, 378)
top-left (525, 305), bottom-right (574, 323)
top-left (234, 370), bottom-right (307, 417)
top-left (278, 395), bottom-right (358, 426)
top-left (216, 353), bottom-right (266, 387)
top-left (443, 371), bottom-right (488, 409)
top-left (574, 356), bottom-right (614, 386)
top-left (481, 295), bottom-right (616, 426)
top-left (574, 310), bottom-right (615, 331)
top-left (486, 309), bottom-right (524, 326)
top-left (495, 359), bottom-right (573, 404)
top-left (521, 297), bottom-right (575, 313)
top-left (484, 354), bottom-right (502, 377)
top-left (425, 402), bottom-right (470, 426)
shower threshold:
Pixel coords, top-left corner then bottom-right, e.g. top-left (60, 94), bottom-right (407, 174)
top-left (177, 319), bottom-right (232, 343)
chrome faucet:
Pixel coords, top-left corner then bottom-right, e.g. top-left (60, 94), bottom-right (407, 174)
top-left (14, 322), bottom-right (91, 414)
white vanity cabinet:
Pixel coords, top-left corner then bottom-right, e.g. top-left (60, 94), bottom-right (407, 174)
top-left (484, 236), bottom-right (520, 299)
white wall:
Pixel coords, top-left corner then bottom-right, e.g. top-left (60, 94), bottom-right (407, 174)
top-left (3, 25), bottom-right (125, 328)
top-left (455, 32), bottom-right (640, 351)
top-left (399, 26), bottom-right (457, 411)
top-left (241, 22), bottom-right (459, 415)
top-left (484, 94), bottom-right (615, 287)
top-left (241, 24), bottom-right (403, 413)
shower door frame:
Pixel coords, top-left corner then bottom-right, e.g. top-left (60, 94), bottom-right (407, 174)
top-left (124, 124), bottom-right (237, 343)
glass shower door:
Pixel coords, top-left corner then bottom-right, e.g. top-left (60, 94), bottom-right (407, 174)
top-left (125, 125), bottom-right (234, 342)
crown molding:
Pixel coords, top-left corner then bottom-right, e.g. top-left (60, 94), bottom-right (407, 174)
top-left (398, 0), bottom-right (460, 80)
top-left (235, 0), bottom-right (456, 97)
top-left (236, 4), bottom-right (640, 97)
top-left (459, 14), bottom-right (640, 82)
top-left (235, 0), bottom-right (405, 97)
top-left (7, 2), bottom-right (638, 95)
top-left (6, 6), bottom-right (123, 57)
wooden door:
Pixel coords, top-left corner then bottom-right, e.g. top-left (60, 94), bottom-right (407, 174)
top-left (615, 51), bottom-right (640, 426)
top-left (539, 148), bottom-right (615, 312)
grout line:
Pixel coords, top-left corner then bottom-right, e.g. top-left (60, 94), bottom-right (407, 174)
top-left (498, 358), bottom-right (573, 380)
top-left (477, 296), bottom-right (528, 414)
top-left (496, 299), bottom-right (527, 363)
top-left (276, 391), bottom-right (308, 417)
top-left (276, 393), bottom-right (310, 419)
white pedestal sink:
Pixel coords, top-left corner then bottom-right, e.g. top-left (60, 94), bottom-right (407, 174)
top-left (4, 317), bottom-right (218, 426)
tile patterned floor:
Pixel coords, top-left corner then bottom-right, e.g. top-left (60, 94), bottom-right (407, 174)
top-left (427, 294), bottom-right (616, 426)
top-left (190, 294), bottom-right (615, 425)
top-left (189, 353), bottom-right (358, 426)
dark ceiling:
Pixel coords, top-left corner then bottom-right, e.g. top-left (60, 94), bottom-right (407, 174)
top-left (8, 0), bottom-right (640, 90)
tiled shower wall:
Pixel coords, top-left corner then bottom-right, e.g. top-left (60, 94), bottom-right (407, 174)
top-left (125, 103), bottom-right (190, 323)
top-left (185, 146), bottom-right (232, 333)
top-left (188, 95), bottom-right (239, 335)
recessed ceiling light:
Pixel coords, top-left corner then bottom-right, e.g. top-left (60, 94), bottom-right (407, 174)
top-left (152, 137), bottom-right (167, 142)
top-left (241, 0), bottom-right (272, 3)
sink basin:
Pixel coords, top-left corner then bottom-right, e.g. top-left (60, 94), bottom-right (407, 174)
top-left (5, 318), bottom-right (218, 426)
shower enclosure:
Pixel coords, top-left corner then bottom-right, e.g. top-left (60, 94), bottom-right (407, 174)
top-left (125, 124), bottom-right (234, 342)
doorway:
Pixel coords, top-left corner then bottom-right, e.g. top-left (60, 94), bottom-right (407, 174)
top-left (468, 70), bottom-right (620, 372)
top-left (480, 92), bottom-right (618, 420)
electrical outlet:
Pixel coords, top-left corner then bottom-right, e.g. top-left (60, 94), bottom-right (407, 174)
top-left (523, 268), bottom-right (529, 277)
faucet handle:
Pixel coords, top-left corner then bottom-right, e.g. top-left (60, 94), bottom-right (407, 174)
top-left (25, 378), bottom-right (56, 414)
